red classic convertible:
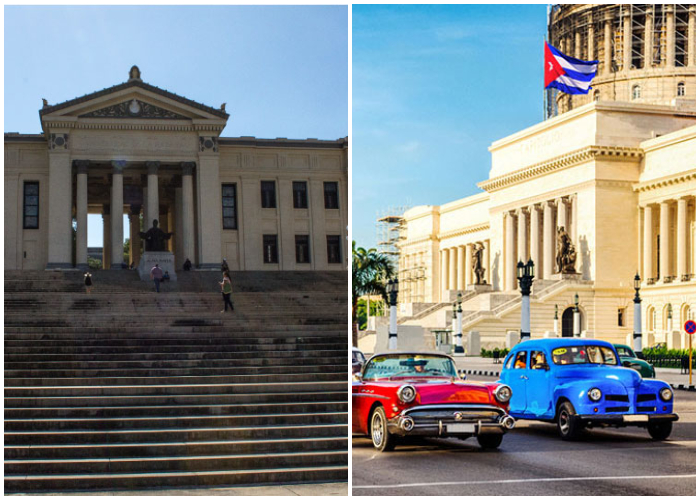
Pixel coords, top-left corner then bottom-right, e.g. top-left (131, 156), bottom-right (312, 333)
top-left (352, 352), bottom-right (515, 451)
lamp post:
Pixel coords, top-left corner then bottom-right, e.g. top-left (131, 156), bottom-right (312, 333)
top-left (517, 259), bottom-right (535, 340)
top-left (633, 273), bottom-right (642, 354)
top-left (666, 303), bottom-right (673, 333)
top-left (387, 278), bottom-right (399, 350)
top-left (573, 293), bottom-right (581, 337)
top-left (453, 292), bottom-right (465, 356)
top-left (553, 304), bottom-right (559, 337)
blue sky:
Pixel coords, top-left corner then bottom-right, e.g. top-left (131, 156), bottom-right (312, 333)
top-left (352, 4), bottom-right (548, 249)
top-left (5, 5), bottom-right (348, 246)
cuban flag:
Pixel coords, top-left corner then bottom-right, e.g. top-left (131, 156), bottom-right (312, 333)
top-left (544, 41), bottom-right (598, 94)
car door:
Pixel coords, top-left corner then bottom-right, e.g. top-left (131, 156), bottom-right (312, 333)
top-left (525, 349), bottom-right (552, 418)
top-left (506, 350), bottom-right (529, 416)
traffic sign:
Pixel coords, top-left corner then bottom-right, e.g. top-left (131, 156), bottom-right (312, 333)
top-left (684, 320), bottom-right (696, 335)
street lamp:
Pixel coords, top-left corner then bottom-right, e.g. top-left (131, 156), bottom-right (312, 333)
top-left (573, 293), bottom-right (581, 337)
top-left (633, 273), bottom-right (642, 354)
top-left (553, 304), bottom-right (559, 337)
top-left (666, 303), bottom-right (673, 334)
top-left (387, 278), bottom-right (399, 350)
top-left (517, 258), bottom-right (535, 340)
top-left (453, 292), bottom-right (465, 356)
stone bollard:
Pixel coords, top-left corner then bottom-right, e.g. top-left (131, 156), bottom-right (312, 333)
top-left (543, 331), bottom-right (554, 338)
top-left (626, 333), bottom-right (634, 347)
top-left (466, 331), bottom-right (481, 356)
top-left (505, 330), bottom-right (520, 349)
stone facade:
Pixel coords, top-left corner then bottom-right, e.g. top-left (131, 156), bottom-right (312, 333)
top-left (4, 68), bottom-right (348, 272)
top-left (397, 101), bottom-right (695, 349)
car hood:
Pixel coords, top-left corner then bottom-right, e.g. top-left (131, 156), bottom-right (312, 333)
top-left (554, 365), bottom-right (642, 386)
top-left (404, 379), bottom-right (495, 405)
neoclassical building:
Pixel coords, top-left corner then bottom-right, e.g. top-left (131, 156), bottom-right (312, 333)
top-left (5, 67), bottom-right (348, 272)
top-left (395, 5), bottom-right (695, 350)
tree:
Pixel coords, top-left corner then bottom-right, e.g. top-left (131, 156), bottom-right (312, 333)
top-left (123, 238), bottom-right (130, 265)
top-left (352, 241), bottom-right (395, 347)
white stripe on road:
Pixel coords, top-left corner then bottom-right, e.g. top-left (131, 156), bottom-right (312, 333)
top-left (353, 474), bottom-right (696, 490)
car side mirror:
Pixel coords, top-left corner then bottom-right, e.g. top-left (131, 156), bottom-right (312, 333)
top-left (534, 363), bottom-right (550, 371)
top-left (352, 373), bottom-right (362, 382)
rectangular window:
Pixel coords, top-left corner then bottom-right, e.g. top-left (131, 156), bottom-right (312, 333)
top-left (293, 181), bottom-right (308, 209)
top-left (324, 181), bottom-right (340, 209)
top-left (263, 234), bottom-right (278, 264)
top-left (618, 307), bottom-right (626, 327)
top-left (222, 184), bottom-right (237, 230)
top-left (23, 182), bottom-right (39, 229)
top-left (326, 235), bottom-right (342, 264)
top-left (295, 235), bottom-right (310, 263)
top-left (261, 181), bottom-right (276, 208)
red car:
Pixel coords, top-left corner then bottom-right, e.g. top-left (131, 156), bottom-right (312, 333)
top-left (352, 352), bottom-right (515, 451)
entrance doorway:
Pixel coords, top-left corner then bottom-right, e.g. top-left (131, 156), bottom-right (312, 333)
top-left (562, 307), bottom-right (574, 337)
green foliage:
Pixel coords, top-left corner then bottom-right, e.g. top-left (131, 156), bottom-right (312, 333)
top-left (355, 298), bottom-right (384, 331)
top-left (352, 241), bottom-right (395, 313)
top-left (87, 257), bottom-right (102, 270)
top-left (124, 238), bottom-right (130, 264)
top-left (642, 345), bottom-right (696, 369)
top-left (480, 347), bottom-right (510, 359)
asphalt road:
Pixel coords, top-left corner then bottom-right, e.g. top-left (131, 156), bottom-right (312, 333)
top-left (352, 376), bottom-right (696, 496)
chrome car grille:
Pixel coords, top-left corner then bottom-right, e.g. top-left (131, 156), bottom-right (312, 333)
top-left (636, 406), bottom-right (656, 412)
top-left (604, 394), bottom-right (629, 402)
top-left (402, 404), bottom-right (505, 424)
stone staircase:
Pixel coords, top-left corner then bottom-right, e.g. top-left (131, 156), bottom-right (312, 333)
top-left (4, 270), bottom-right (348, 493)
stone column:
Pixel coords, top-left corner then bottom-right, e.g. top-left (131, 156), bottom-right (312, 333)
top-left (689, 6), bottom-right (696, 67)
top-left (574, 29), bottom-right (582, 59)
top-left (643, 204), bottom-right (653, 282)
top-left (449, 246), bottom-right (458, 290)
top-left (604, 13), bottom-right (613, 75)
top-left (622, 6), bottom-right (631, 71)
top-left (440, 249), bottom-right (449, 294)
top-left (666, 5), bottom-right (675, 68)
top-left (529, 205), bottom-right (540, 279)
top-left (517, 208), bottom-right (527, 265)
top-left (466, 243), bottom-right (474, 286)
top-left (195, 153), bottom-right (223, 268)
top-left (146, 161), bottom-right (160, 227)
top-left (484, 240), bottom-right (490, 285)
top-left (504, 211), bottom-right (515, 291)
top-left (129, 205), bottom-right (142, 267)
top-left (75, 161), bottom-right (89, 270)
top-left (543, 201), bottom-right (554, 279)
top-left (457, 245), bottom-right (466, 290)
top-left (181, 162), bottom-right (196, 265)
top-left (570, 194), bottom-right (578, 271)
top-left (644, 6), bottom-right (653, 68)
top-left (110, 161), bottom-right (125, 268)
top-left (557, 197), bottom-right (568, 234)
top-left (102, 204), bottom-right (111, 270)
top-left (587, 16), bottom-right (595, 61)
top-left (677, 198), bottom-right (687, 279)
top-left (46, 143), bottom-right (72, 269)
top-left (660, 201), bottom-right (670, 280)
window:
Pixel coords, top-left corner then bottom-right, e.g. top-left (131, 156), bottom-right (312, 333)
top-left (593, 89), bottom-right (600, 102)
top-left (324, 182), bottom-right (340, 209)
top-left (23, 182), bottom-right (39, 229)
top-left (677, 82), bottom-right (686, 97)
top-left (295, 235), bottom-right (310, 263)
top-left (263, 235), bottom-right (278, 264)
top-left (222, 184), bottom-right (237, 230)
top-left (293, 181), bottom-right (308, 209)
top-left (632, 85), bottom-right (641, 100)
top-left (326, 235), bottom-right (342, 264)
top-left (261, 181), bottom-right (276, 208)
top-left (530, 351), bottom-right (546, 369)
top-left (617, 307), bottom-right (626, 327)
top-left (513, 351), bottom-right (527, 369)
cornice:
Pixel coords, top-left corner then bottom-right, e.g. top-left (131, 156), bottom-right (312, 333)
top-left (478, 145), bottom-right (644, 193)
top-left (634, 170), bottom-right (696, 193)
top-left (398, 235), bottom-right (438, 248)
top-left (438, 223), bottom-right (490, 241)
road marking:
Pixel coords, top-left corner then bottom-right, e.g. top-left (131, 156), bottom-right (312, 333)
top-left (353, 474), bottom-right (696, 490)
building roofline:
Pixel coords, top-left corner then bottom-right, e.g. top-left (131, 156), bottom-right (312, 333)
top-left (4, 133), bottom-right (46, 142)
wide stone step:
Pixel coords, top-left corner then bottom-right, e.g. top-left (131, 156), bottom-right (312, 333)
top-left (7, 343), bottom-right (347, 355)
top-left (4, 464), bottom-right (348, 492)
top-left (3, 328), bottom-right (347, 340)
top-left (5, 337), bottom-right (345, 349)
top-left (5, 449), bottom-right (348, 475)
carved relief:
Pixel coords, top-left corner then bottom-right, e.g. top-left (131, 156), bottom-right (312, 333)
top-left (49, 133), bottom-right (68, 150)
top-left (79, 99), bottom-right (188, 119)
top-left (199, 136), bottom-right (218, 152)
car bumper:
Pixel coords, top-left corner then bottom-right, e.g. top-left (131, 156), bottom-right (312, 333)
top-left (574, 413), bottom-right (679, 428)
top-left (386, 403), bottom-right (515, 438)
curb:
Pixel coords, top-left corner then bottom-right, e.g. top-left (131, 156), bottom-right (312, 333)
top-left (670, 384), bottom-right (696, 392)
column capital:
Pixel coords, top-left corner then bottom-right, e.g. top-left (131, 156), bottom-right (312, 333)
top-left (540, 200), bottom-right (555, 210)
top-left (111, 160), bottom-right (126, 173)
top-left (74, 160), bottom-right (89, 175)
top-left (556, 196), bottom-right (570, 207)
top-left (146, 161), bottom-right (160, 175)
top-left (181, 161), bottom-right (196, 176)
top-left (528, 204), bottom-right (540, 214)
top-left (663, 4), bottom-right (674, 14)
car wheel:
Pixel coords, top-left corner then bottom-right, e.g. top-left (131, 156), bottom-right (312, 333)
top-left (647, 421), bottom-right (673, 440)
top-left (556, 401), bottom-right (582, 441)
top-left (477, 433), bottom-right (503, 450)
top-left (370, 406), bottom-right (396, 452)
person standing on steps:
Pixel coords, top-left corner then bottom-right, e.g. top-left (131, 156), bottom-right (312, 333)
top-left (84, 271), bottom-right (93, 294)
top-left (183, 258), bottom-right (192, 271)
top-left (219, 271), bottom-right (234, 313)
top-left (150, 263), bottom-right (163, 293)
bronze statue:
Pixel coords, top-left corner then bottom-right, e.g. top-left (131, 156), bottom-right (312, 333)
top-left (556, 226), bottom-right (577, 274)
top-left (472, 242), bottom-right (487, 285)
top-left (139, 219), bottom-right (172, 252)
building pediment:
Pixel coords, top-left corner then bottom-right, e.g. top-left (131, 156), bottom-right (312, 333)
top-left (40, 66), bottom-right (229, 134)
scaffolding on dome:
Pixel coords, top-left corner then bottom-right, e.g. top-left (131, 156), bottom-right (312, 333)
top-left (375, 207), bottom-right (407, 272)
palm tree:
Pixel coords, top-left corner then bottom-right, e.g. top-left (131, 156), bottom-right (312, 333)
top-left (352, 241), bottom-right (395, 347)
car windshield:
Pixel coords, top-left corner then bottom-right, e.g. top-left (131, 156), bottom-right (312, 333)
top-left (551, 345), bottom-right (618, 366)
top-left (615, 346), bottom-right (635, 358)
top-left (363, 354), bottom-right (457, 379)
top-left (353, 350), bottom-right (366, 363)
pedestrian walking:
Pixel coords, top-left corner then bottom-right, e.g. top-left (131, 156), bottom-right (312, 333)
top-left (150, 263), bottom-right (164, 293)
top-left (219, 271), bottom-right (234, 313)
top-left (84, 272), bottom-right (93, 294)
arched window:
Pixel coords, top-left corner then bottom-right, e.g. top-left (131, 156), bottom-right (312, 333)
top-left (677, 82), bottom-right (685, 97)
top-left (647, 306), bottom-right (656, 332)
top-left (681, 303), bottom-right (691, 326)
top-left (594, 89), bottom-right (600, 102)
top-left (632, 85), bottom-right (641, 100)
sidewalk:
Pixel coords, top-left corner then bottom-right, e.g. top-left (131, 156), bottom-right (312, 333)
top-left (30, 482), bottom-right (348, 496)
top-left (454, 356), bottom-right (696, 391)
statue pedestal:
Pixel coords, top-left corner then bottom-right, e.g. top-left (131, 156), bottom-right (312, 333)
top-left (464, 284), bottom-right (493, 293)
top-left (138, 252), bottom-right (177, 282)
top-left (550, 273), bottom-right (582, 281)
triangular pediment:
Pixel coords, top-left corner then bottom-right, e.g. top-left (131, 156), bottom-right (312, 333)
top-left (78, 99), bottom-right (190, 120)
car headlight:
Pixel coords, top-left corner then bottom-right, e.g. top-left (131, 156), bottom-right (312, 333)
top-left (397, 384), bottom-right (416, 403)
top-left (495, 384), bottom-right (512, 403)
top-left (588, 387), bottom-right (602, 402)
top-left (659, 388), bottom-right (673, 402)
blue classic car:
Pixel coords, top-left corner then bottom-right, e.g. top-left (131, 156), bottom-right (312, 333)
top-left (499, 338), bottom-right (678, 440)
